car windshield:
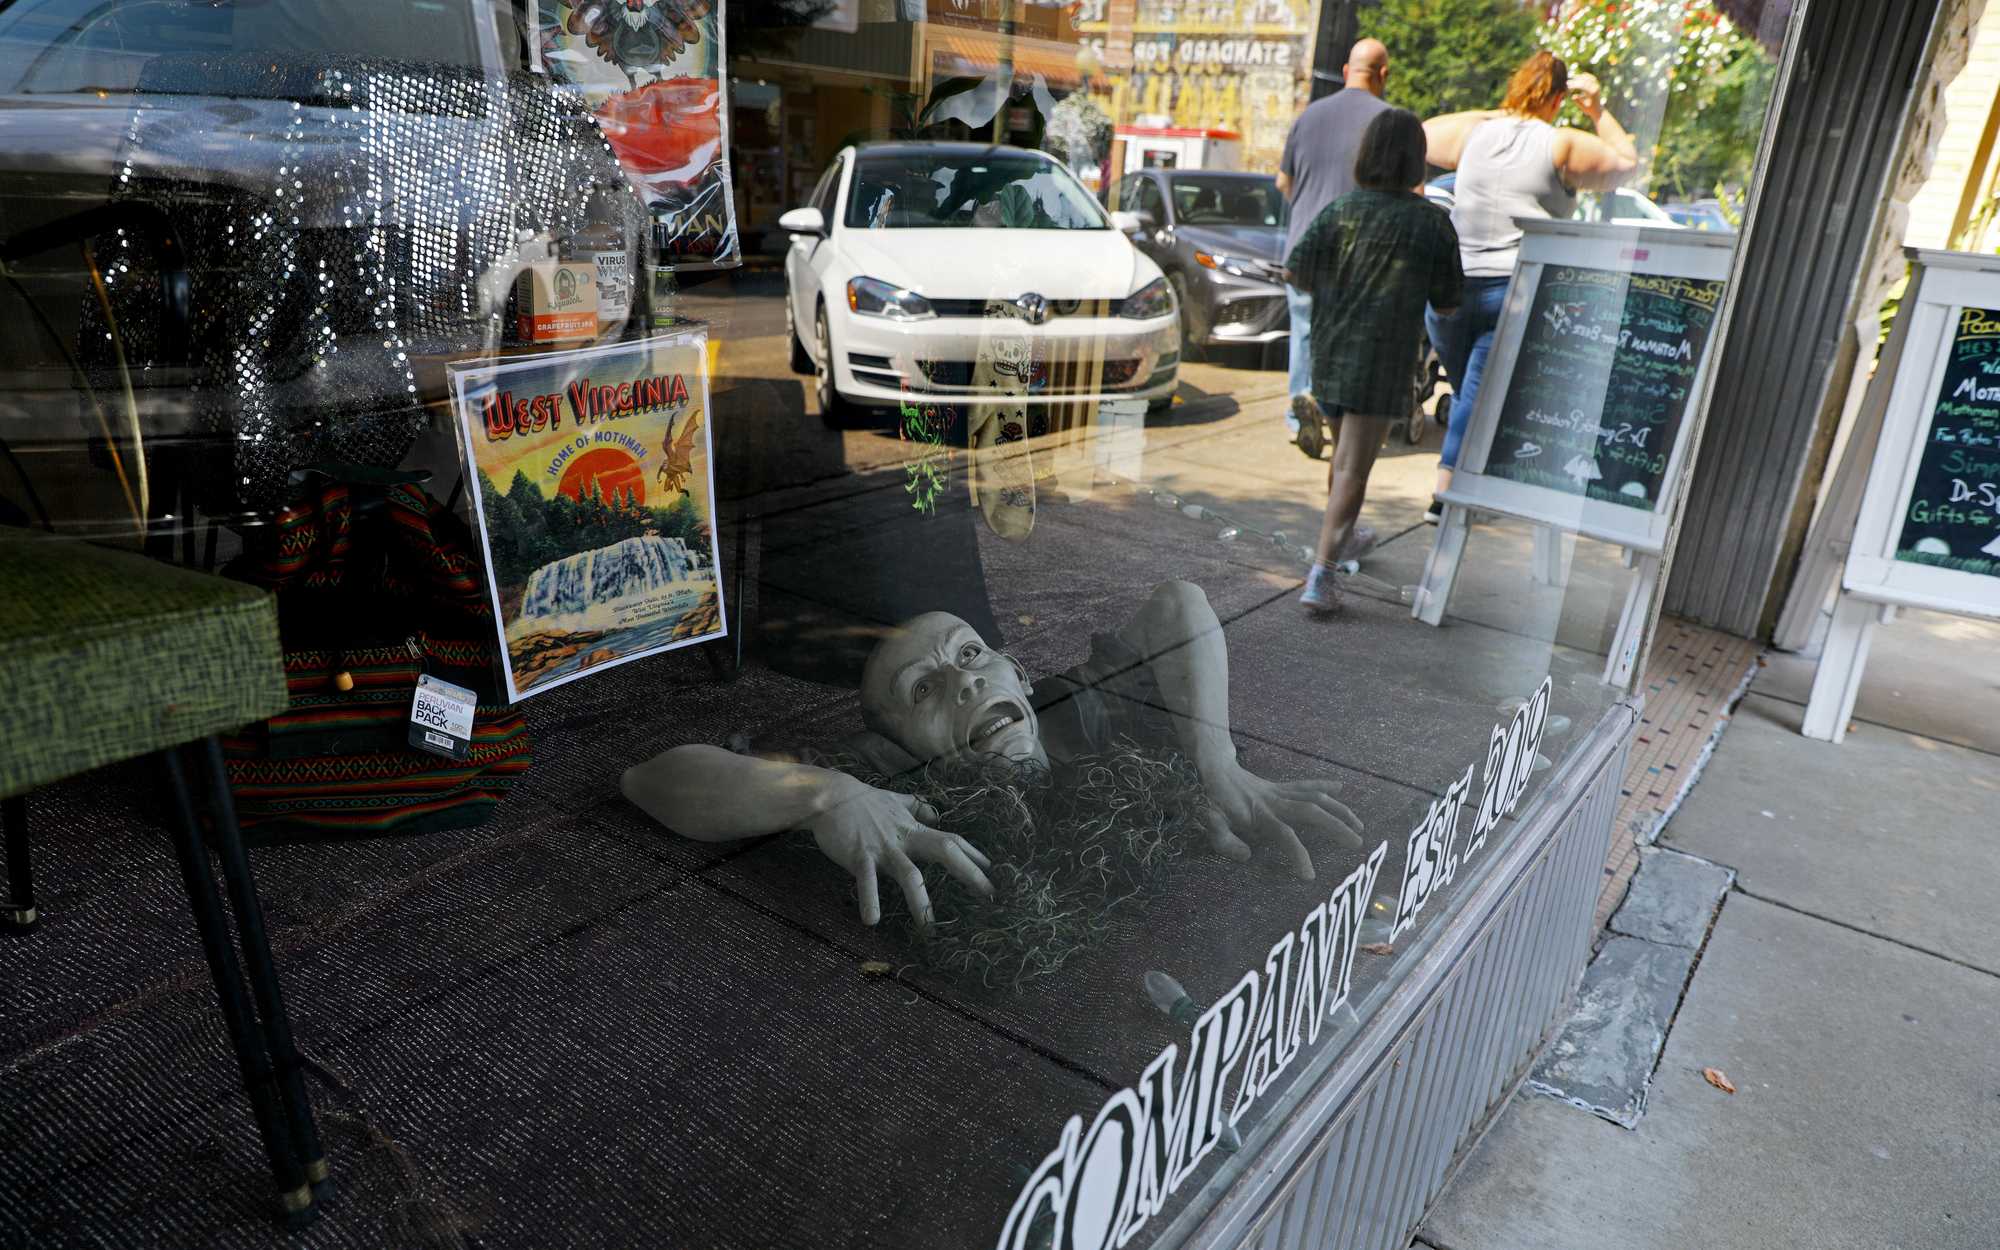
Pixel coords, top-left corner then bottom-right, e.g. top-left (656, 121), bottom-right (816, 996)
top-left (843, 151), bottom-right (1108, 229)
top-left (1169, 175), bottom-right (1286, 227)
top-left (0, 0), bottom-right (486, 97)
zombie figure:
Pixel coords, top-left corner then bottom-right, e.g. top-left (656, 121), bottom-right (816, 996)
top-left (622, 582), bottom-right (1363, 930)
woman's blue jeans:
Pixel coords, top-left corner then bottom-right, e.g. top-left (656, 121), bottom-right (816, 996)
top-left (1425, 275), bottom-right (1511, 471)
top-left (1286, 285), bottom-right (1313, 433)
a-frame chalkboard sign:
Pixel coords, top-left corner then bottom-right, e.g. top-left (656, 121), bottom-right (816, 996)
top-left (1412, 220), bottom-right (1737, 687)
top-left (1800, 249), bottom-right (2000, 741)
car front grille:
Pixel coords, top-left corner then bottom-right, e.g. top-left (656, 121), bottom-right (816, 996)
top-left (927, 297), bottom-right (1118, 320)
top-left (914, 358), bottom-right (1146, 393)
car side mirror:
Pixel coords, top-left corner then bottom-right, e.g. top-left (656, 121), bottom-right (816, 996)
top-left (1110, 210), bottom-right (1144, 234)
top-left (778, 206), bottom-right (825, 236)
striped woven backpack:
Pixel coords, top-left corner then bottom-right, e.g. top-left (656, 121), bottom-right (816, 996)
top-left (221, 475), bottom-right (533, 841)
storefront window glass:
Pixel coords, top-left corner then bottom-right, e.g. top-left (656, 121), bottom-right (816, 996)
top-left (0, 0), bottom-right (1793, 1244)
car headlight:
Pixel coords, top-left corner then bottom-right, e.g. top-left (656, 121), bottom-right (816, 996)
top-left (847, 276), bottom-right (935, 322)
top-left (1119, 276), bottom-right (1174, 320)
top-left (1193, 251), bottom-right (1249, 277)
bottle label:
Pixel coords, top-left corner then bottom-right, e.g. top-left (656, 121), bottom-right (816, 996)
top-left (592, 249), bottom-right (631, 322)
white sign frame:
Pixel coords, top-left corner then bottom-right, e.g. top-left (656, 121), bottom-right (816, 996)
top-left (1413, 220), bottom-right (1737, 688)
top-left (1802, 249), bottom-right (2000, 741)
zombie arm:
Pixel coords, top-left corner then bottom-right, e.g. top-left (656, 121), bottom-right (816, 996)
top-left (621, 745), bottom-right (994, 924)
top-left (1118, 581), bottom-right (1364, 879)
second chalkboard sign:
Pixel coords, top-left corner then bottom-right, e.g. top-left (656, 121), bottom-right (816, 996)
top-left (1894, 306), bottom-right (2000, 580)
top-left (1485, 266), bottom-right (1724, 512)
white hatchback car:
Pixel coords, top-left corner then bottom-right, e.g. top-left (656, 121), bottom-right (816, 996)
top-left (781, 141), bottom-right (1181, 424)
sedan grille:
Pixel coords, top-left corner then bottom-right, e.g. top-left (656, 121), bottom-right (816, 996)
top-left (915, 358), bottom-right (1144, 393)
top-left (928, 297), bottom-right (1117, 319)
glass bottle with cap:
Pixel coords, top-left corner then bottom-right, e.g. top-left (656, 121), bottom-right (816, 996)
top-left (567, 189), bottom-right (633, 337)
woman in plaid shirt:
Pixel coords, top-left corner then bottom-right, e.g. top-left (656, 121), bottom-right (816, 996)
top-left (1286, 108), bottom-right (1463, 614)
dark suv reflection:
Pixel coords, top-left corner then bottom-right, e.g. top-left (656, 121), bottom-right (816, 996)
top-left (1111, 168), bottom-right (1289, 358)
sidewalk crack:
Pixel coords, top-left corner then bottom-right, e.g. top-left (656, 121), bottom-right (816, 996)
top-left (1731, 884), bottom-right (2000, 981)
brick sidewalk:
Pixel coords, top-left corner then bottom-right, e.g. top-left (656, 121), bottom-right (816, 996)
top-left (1595, 616), bottom-right (1761, 931)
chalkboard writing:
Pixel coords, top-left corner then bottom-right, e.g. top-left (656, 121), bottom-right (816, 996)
top-left (1485, 267), bottom-right (1723, 511)
top-left (1893, 306), bottom-right (2000, 579)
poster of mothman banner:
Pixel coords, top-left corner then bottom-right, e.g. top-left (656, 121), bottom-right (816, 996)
top-left (536, 0), bottom-right (739, 269)
top-left (452, 331), bottom-right (725, 701)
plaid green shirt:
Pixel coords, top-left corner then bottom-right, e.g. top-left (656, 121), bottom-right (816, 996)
top-left (1287, 189), bottom-right (1463, 416)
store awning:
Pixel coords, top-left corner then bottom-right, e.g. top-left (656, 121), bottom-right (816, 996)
top-left (925, 28), bottom-right (1085, 86)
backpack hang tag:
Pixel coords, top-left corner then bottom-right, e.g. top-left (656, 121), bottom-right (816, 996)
top-left (409, 674), bottom-right (477, 761)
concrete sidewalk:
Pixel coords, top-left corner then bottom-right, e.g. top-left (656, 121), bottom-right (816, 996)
top-left (1416, 606), bottom-right (2000, 1250)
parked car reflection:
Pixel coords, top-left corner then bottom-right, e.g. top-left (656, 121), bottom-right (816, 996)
top-left (1112, 168), bottom-right (1291, 358)
top-left (780, 142), bottom-right (1181, 425)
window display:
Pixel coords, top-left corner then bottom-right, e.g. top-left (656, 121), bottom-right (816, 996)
top-left (0, 0), bottom-right (1792, 1245)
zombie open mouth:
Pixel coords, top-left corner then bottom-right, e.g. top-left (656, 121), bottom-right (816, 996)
top-left (966, 699), bottom-right (1031, 753)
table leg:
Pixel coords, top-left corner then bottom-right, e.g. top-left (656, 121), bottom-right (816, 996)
top-left (161, 748), bottom-right (316, 1226)
top-left (3, 794), bottom-right (35, 933)
top-left (198, 737), bottom-right (329, 1196)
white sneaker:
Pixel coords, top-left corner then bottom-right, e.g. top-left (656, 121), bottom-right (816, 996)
top-left (1299, 563), bottom-right (1339, 613)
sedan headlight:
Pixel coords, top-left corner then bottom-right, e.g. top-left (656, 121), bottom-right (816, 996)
top-left (1194, 251), bottom-right (1248, 277)
top-left (1119, 276), bottom-right (1174, 320)
top-left (847, 276), bottom-right (935, 322)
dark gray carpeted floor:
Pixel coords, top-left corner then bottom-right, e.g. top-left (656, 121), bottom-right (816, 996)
top-left (1, 461), bottom-right (1623, 1250)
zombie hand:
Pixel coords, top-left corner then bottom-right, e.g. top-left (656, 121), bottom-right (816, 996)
top-left (1199, 760), bottom-right (1362, 881)
top-left (806, 775), bottom-right (995, 927)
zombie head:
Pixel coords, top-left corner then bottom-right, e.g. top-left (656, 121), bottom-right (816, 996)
top-left (859, 612), bottom-right (1046, 767)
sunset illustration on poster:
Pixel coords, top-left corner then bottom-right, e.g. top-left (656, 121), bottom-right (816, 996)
top-left (452, 332), bottom-right (725, 701)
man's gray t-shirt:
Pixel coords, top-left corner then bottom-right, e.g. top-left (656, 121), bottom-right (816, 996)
top-left (1280, 88), bottom-right (1392, 255)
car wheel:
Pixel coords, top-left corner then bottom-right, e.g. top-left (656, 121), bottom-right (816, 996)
top-left (814, 303), bottom-right (856, 429)
top-left (1168, 273), bottom-right (1205, 362)
top-left (787, 297), bottom-right (812, 375)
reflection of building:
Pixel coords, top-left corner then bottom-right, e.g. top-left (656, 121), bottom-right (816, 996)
top-left (728, 0), bottom-right (1101, 254)
top-left (922, 0), bottom-right (1087, 116)
top-left (1074, 0), bottom-right (1314, 173)
top-left (729, 12), bottom-right (920, 255)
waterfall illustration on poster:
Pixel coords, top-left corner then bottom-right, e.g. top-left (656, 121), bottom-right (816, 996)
top-left (451, 332), bottom-right (726, 701)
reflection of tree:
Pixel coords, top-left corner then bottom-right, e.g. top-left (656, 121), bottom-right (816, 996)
top-left (477, 468), bottom-right (710, 590)
top-left (1042, 91), bottom-right (1113, 174)
top-left (1361, 0), bottom-right (1543, 121)
top-left (1544, 0), bottom-right (1773, 203)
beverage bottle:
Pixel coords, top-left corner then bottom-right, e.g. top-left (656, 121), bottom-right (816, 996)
top-left (567, 190), bottom-right (633, 336)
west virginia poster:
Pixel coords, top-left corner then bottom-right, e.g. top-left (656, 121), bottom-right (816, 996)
top-left (452, 332), bottom-right (725, 701)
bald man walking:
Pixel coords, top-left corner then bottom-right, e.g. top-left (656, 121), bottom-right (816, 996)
top-left (1278, 39), bottom-right (1391, 452)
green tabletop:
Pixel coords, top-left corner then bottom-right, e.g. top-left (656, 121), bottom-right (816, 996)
top-left (0, 529), bottom-right (287, 799)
